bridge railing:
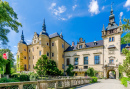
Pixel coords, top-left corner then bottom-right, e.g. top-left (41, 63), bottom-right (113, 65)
top-left (0, 77), bottom-right (92, 89)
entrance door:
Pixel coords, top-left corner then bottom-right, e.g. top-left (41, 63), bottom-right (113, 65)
top-left (107, 70), bottom-right (116, 79)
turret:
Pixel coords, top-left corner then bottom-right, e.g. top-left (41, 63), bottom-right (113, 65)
top-left (40, 19), bottom-right (49, 36)
top-left (19, 30), bottom-right (27, 45)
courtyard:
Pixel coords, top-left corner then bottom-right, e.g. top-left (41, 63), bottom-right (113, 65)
top-left (76, 79), bottom-right (126, 89)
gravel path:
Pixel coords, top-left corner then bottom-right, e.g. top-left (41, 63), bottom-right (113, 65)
top-left (76, 79), bottom-right (126, 89)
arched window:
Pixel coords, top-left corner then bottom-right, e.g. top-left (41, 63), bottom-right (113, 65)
top-left (109, 59), bottom-right (114, 64)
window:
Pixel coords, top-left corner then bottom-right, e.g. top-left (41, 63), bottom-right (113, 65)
top-left (33, 65), bottom-right (34, 69)
top-left (84, 66), bottom-right (88, 69)
top-left (74, 58), bottom-right (78, 65)
top-left (75, 66), bottom-right (78, 69)
top-left (47, 52), bottom-right (49, 56)
top-left (33, 56), bottom-right (34, 59)
top-left (39, 51), bottom-right (41, 56)
top-left (109, 59), bottom-right (114, 64)
top-left (47, 42), bottom-right (49, 46)
top-left (66, 58), bottom-right (70, 66)
top-left (109, 37), bottom-right (111, 42)
top-left (24, 49), bottom-right (26, 51)
top-left (79, 45), bottom-right (82, 48)
top-left (62, 44), bottom-right (64, 48)
top-left (37, 47), bottom-right (39, 49)
top-left (24, 64), bottom-right (27, 71)
top-left (84, 57), bottom-right (88, 64)
top-left (24, 56), bottom-right (26, 59)
top-left (75, 73), bottom-right (77, 76)
top-left (62, 54), bottom-right (64, 58)
top-left (32, 48), bottom-right (34, 52)
top-left (112, 37), bottom-right (114, 41)
top-left (39, 41), bottom-right (41, 45)
top-left (18, 64), bottom-right (19, 68)
top-left (52, 42), bottom-right (54, 46)
top-left (52, 53), bottom-right (54, 57)
top-left (17, 55), bottom-right (19, 59)
top-left (94, 55), bottom-right (100, 64)
top-left (29, 49), bottom-right (30, 52)
top-left (29, 57), bottom-right (30, 60)
top-left (29, 65), bottom-right (30, 69)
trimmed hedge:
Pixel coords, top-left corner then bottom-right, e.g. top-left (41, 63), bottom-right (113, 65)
top-left (0, 77), bottom-right (19, 83)
top-left (121, 77), bottom-right (130, 87)
top-left (90, 77), bottom-right (98, 83)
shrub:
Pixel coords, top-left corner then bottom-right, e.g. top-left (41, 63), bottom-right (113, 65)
top-left (90, 77), bottom-right (98, 83)
top-left (19, 74), bottom-right (30, 81)
top-left (87, 67), bottom-right (97, 77)
top-left (11, 73), bottom-right (20, 79)
top-left (29, 72), bottom-right (38, 81)
top-left (121, 77), bottom-right (130, 87)
top-left (0, 77), bottom-right (19, 83)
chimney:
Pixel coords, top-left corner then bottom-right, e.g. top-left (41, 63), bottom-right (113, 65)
top-left (72, 41), bottom-right (75, 47)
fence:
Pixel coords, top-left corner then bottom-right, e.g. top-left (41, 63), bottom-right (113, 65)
top-left (0, 77), bottom-right (92, 89)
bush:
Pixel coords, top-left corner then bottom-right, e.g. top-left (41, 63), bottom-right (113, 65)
top-left (87, 67), bottom-right (97, 77)
top-left (11, 73), bottom-right (20, 79)
top-left (19, 74), bottom-right (30, 81)
top-left (90, 77), bottom-right (98, 83)
top-left (29, 72), bottom-right (38, 81)
top-left (0, 77), bottom-right (19, 83)
top-left (121, 77), bottom-right (130, 87)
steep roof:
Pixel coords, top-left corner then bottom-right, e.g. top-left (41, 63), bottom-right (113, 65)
top-left (121, 44), bottom-right (130, 52)
top-left (65, 40), bottom-right (103, 52)
top-left (49, 32), bottom-right (60, 38)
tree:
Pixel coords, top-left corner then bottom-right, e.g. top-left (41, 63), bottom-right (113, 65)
top-left (121, 33), bottom-right (130, 44)
top-left (119, 48), bottom-right (130, 77)
top-left (86, 67), bottom-right (97, 77)
top-left (0, 55), bottom-right (7, 74)
top-left (0, 0), bottom-right (22, 45)
top-left (66, 64), bottom-right (75, 76)
top-left (34, 55), bottom-right (63, 76)
top-left (122, 19), bottom-right (130, 32)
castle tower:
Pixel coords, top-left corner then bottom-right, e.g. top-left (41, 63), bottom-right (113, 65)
top-left (102, 4), bottom-right (123, 79)
top-left (17, 30), bottom-right (28, 72)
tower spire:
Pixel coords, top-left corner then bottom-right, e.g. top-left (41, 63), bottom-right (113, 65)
top-left (119, 16), bottom-right (122, 26)
top-left (110, 2), bottom-right (114, 15)
top-left (19, 30), bottom-right (27, 44)
top-left (102, 24), bottom-right (105, 31)
top-left (60, 29), bottom-right (63, 38)
top-left (42, 18), bottom-right (46, 31)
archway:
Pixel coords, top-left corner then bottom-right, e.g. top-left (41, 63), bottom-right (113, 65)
top-left (107, 70), bottom-right (116, 79)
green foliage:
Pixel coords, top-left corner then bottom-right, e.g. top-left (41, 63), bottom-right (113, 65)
top-left (19, 74), bottom-right (30, 81)
top-left (121, 77), bottom-right (130, 87)
top-left (87, 67), bottom-right (97, 77)
top-left (90, 77), bottom-right (98, 83)
top-left (119, 48), bottom-right (130, 77)
top-left (11, 73), bottom-right (20, 79)
top-left (0, 0), bottom-right (22, 44)
top-left (5, 59), bottom-right (11, 74)
top-left (66, 64), bottom-right (75, 76)
top-left (29, 72), bottom-right (38, 81)
top-left (35, 55), bottom-right (63, 76)
top-left (121, 33), bottom-right (130, 44)
top-left (0, 77), bottom-right (19, 83)
top-left (122, 19), bottom-right (130, 32)
top-left (0, 55), bottom-right (7, 68)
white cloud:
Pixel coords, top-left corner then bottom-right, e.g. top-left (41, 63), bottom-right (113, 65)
top-left (53, 6), bottom-right (66, 16)
top-left (72, 5), bottom-right (77, 11)
top-left (127, 8), bottom-right (130, 11)
top-left (88, 0), bottom-right (100, 15)
top-left (27, 40), bottom-right (31, 42)
top-left (120, 12), bottom-right (123, 18)
top-left (102, 6), bottom-right (105, 10)
top-left (124, 0), bottom-right (130, 7)
top-left (49, 3), bottom-right (56, 9)
top-left (68, 15), bottom-right (72, 19)
top-left (14, 46), bottom-right (17, 48)
top-left (59, 18), bottom-right (67, 21)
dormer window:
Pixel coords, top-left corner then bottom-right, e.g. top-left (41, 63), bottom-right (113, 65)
top-left (94, 41), bottom-right (97, 46)
top-left (79, 45), bottom-right (82, 49)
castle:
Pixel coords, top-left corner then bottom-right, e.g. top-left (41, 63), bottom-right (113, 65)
top-left (17, 6), bottom-right (129, 79)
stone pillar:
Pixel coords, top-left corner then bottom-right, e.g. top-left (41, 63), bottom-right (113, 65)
top-left (19, 84), bottom-right (23, 89)
top-left (116, 69), bottom-right (119, 79)
top-left (55, 81), bottom-right (58, 89)
top-left (40, 83), bottom-right (47, 89)
top-left (104, 68), bottom-right (107, 78)
top-left (0, 74), bottom-right (1, 78)
top-left (127, 81), bottom-right (130, 89)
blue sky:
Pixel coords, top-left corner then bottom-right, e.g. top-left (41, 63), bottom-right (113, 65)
top-left (2, 0), bottom-right (130, 60)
